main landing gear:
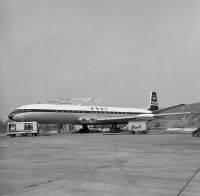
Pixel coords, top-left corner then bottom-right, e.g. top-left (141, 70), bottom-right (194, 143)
top-left (110, 124), bottom-right (121, 133)
top-left (79, 125), bottom-right (90, 133)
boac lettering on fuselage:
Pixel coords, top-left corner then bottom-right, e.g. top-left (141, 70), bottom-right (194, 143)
top-left (90, 106), bottom-right (108, 111)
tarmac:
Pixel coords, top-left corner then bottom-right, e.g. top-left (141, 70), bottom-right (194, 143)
top-left (0, 133), bottom-right (200, 196)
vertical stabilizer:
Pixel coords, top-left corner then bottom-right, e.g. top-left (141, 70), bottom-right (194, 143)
top-left (148, 92), bottom-right (158, 111)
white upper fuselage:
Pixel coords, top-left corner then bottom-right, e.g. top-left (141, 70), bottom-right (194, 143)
top-left (9, 103), bottom-right (152, 124)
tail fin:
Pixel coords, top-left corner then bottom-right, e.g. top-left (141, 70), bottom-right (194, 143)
top-left (148, 91), bottom-right (158, 111)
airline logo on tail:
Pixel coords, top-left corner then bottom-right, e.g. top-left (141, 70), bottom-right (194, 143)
top-left (151, 92), bottom-right (158, 106)
top-left (148, 92), bottom-right (158, 111)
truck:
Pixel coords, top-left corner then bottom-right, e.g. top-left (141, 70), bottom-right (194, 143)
top-left (7, 122), bottom-right (39, 137)
top-left (128, 121), bottom-right (148, 134)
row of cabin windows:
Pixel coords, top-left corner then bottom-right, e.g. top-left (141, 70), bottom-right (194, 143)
top-left (19, 109), bottom-right (136, 115)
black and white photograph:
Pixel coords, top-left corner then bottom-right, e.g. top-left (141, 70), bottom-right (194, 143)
top-left (0, 0), bottom-right (200, 195)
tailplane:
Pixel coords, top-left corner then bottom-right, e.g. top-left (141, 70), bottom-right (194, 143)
top-left (148, 91), bottom-right (159, 111)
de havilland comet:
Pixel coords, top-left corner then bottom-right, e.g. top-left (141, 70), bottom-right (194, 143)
top-left (8, 92), bottom-right (193, 132)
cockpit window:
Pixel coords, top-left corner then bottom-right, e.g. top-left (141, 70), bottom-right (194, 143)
top-left (9, 109), bottom-right (26, 116)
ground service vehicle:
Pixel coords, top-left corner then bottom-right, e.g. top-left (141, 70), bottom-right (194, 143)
top-left (128, 121), bottom-right (148, 134)
top-left (7, 122), bottom-right (39, 137)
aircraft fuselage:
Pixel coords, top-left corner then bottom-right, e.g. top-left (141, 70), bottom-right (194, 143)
top-left (8, 104), bottom-right (151, 124)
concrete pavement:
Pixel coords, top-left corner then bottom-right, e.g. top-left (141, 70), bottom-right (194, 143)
top-left (0, 133), bottom-right (200, 196)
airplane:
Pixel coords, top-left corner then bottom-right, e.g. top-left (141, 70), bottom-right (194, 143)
top-left (8, 92), bottom-right (194, 133)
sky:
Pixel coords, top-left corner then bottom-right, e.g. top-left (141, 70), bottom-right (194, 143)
top-left (0, 0), bottom-right (200, 120)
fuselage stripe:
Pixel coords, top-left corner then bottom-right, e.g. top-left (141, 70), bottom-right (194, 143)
top-left (11, 109), bottom-right (143, 115)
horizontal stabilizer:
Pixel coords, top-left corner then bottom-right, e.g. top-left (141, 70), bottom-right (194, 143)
top-left (153, 104), bottom-right (186, 114)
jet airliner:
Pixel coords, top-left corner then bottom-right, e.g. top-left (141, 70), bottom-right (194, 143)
top-left (8, 92), bottom-right (193, 132)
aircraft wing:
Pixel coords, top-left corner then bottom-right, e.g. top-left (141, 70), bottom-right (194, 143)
top-left (79, 111), bottom-right (195, 124)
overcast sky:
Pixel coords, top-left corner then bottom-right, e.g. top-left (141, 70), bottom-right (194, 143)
top-left (1, 0), bottom-right (200, 120)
